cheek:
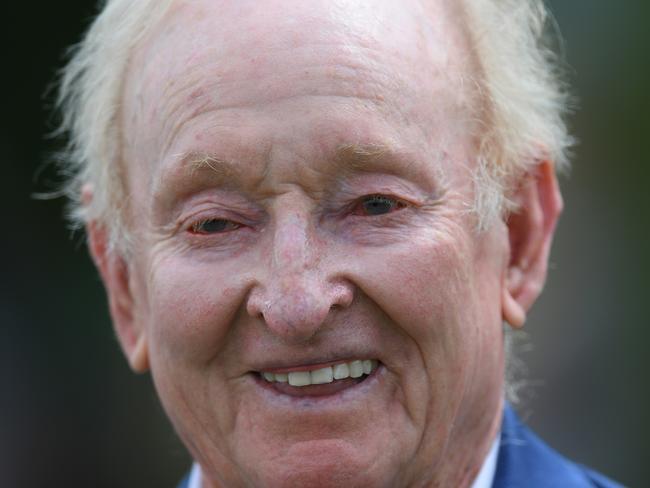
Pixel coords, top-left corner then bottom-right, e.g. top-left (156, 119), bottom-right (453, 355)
top-left (356, 230), bottom-right (476, 336)
top-left (139, 253), bottom-right (252, 452)
top-left (351, 224), bottom-right (502, 388)
top-left (141, 253), bottom-right (246, 367)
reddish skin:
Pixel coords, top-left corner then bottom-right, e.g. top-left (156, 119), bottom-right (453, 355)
top-left (87, 0), bottom-right (562, 486)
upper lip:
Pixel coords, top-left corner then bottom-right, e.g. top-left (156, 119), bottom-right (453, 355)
top-left (247, 349), bottom-right (381, 374)
top-left (256, 358), bottom-right (378, 374)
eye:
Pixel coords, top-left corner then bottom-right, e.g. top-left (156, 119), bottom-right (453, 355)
top-left (355, 194), bottom-right (406, 216)
top-left (189, 218), bottom-right (241, 234)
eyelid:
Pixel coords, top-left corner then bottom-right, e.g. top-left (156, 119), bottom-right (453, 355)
top-left (326, 193), bottom-right (412, 222)
top-left (362, 193), bottom-right (404, 204)
top-left (354, 192), bottom-right (418, 208)
top-left (173, 192), bottom-right (264, 224)
top-left (178, 207), bottom-right (256, 236)
top-left (189, 217), bottom-right (242, 235)
top-left (363, 193), bottom-right (408, 203)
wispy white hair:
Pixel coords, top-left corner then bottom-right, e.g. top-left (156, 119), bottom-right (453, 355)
top-left (463, 0), bottom-right (573, 226)
top-left (55, 0), bottom-right (573, 252)
top-left (56, 0), bottom-right (173, 253)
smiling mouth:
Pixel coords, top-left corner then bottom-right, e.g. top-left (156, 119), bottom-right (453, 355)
top-left (255, 359), bottom-right (380, 397)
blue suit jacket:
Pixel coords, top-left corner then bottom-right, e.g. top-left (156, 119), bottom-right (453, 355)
top-left (177, 405), bottom-right (623, 487)
top-left (492, 406), bottom-right (622, 487)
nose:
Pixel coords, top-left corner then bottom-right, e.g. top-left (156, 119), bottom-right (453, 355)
top-left (246, 211), bottom-right (353, 343)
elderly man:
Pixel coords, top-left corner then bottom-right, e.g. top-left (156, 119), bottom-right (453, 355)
top-left (56, 0), bottom-right (621, 486)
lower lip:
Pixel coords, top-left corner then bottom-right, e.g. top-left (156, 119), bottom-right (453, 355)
top-left (252, 364), bottom-right (384, 400)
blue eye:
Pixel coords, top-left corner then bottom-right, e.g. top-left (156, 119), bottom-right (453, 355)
top-left (358, 195), bottom-right (405, 216)
top-left (190, 218), bottom-right (240, 234)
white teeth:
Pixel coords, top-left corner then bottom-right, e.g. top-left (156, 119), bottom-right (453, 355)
top-left (332, 362), bottom-right (350, 380)
top-left (362, 360), bottom-right (372, 375)
top-left (261, 359), bottom-right (378, 386)
top-left (288, 371), bottom-right (311, 386)
top-left (349, 360), bottom-right (364, 378)
top-left (310, 367), bottom-right (334, 384)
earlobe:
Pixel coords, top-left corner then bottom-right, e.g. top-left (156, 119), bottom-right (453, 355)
top-left (129, 334), bottom-right (149, 373)
top-left (86, 214), bottom-right (149, 373)
top-left (502, 286), bottom-right (526, 329)
top-left (502, 160), bottom-right (563, 328)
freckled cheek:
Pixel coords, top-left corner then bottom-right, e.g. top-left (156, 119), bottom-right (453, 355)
top-left (346, 237), bottom-right (482, 429)
top-left (366, 240), bottom-right (474, 321)
top-left (145, 261), bottom-right (243, 363)
top-left (354, 237), bottom-right (479, 364)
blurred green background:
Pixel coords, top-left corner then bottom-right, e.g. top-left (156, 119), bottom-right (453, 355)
top-left (2, 1), bottom-right (648, 486)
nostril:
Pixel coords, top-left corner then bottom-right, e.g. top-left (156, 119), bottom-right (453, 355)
top-left (245, 277), bottom-right (354, 339)
top-left (331, 280), bottom-right (354, 309)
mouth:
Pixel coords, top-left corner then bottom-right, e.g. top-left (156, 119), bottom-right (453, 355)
top-left (254, 359), bottom-right (380, 397)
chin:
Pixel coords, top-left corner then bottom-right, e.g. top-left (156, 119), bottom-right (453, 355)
top-left (213, 439), bottom-right (398, 488)
top-left (248, 441), bottom-right (396, 488)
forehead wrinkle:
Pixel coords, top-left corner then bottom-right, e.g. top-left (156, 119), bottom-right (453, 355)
top-left (138, 24), bottom-right (425, 144)
top-left (156, 69), bottom-right (218, 161)
top-left (130, 2), bottom-right (479, 171)
top-left (130, 0), bottom-right (480, 203)
top-left (155, 56), bottom-right (401, 155)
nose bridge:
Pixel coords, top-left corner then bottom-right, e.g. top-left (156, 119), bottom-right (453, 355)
top-left (268, 210), bottom-right (327, 339)
top-left (272, 210), bottom-right (317, 274)
top-left (247, 206), bottom-right (353, 342)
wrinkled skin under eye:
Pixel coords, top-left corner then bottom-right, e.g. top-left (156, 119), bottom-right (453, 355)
top-left (190, 218), bottom-right (241, 234)
top-left (356, 195), bottom-right (407, 216)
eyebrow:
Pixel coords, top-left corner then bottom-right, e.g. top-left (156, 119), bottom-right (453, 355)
top-left (151, 151), bottom-right (245, 208)
top-left (334, 143), bottom-right (394, 171)
top-left (155, 142), bottom-right (439, 203)
top-left (165, 150), bottom-right (245, 185)
top-left (186, 151), bottom-right (238, 180)
top-left (332, 142), bottom-right (436, 184)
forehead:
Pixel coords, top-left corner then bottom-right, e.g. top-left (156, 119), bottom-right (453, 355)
top-left (122, 0), bottom-right (480, 182)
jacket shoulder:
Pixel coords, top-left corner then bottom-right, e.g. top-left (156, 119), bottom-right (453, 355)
top-left (579, 465), bottom-right (625, 488)
top-left (493, 406), bottom-right (624, 488)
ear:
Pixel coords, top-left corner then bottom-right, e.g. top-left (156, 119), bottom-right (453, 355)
top-left (83, 187), bottom-right (149, 372)
top-left (502, 160), bottom-right (563, 328)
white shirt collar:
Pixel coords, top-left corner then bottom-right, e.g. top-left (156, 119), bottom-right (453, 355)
top-left (188, 434), bottom-right (500, 488)
top-left (470, 433), bottom-right (500, 488)
top-left (187, 462), bottom-right (202, 488)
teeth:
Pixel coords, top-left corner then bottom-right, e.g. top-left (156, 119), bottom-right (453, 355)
top-left (332, 362), bottom-right (350, 380)
top-left (310, 366), bottom-right (334, 384)
top-left (288, 371), bottom-right (311, 386)
top-left (349, 360), bottom-right (363, 378)
top-left (261, 360), bottom-right (378, 386)
top-left (362, 360), bottom-right (372, 375)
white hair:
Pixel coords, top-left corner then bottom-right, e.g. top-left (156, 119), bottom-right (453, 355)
top-left (56, 0), bottom-right (173, 253)
top-left (55, 0), bottom-right (573, 252)
top-left (463, 0), bottom-right (573, 227)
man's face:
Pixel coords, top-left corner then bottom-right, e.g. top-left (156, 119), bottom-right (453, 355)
top-left (120, 0), bottom-right (509, 485)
